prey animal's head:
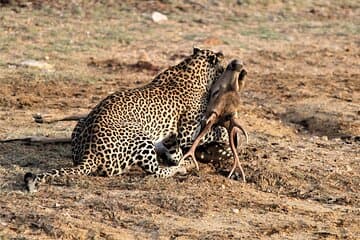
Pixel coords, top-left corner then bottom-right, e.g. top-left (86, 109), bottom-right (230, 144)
top-left (206, 59), bottom-right (247, 120)
top-left (182, 59), bottom-right (249, 180)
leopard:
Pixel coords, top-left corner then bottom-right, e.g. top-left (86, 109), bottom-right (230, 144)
top-left (24, 48), bottom-right (230, 192)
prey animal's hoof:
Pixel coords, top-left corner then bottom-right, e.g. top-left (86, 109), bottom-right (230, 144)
top-left (24, 172), bottom-right (37, 193)
top-left (228, 171), bottom-right (246, 183)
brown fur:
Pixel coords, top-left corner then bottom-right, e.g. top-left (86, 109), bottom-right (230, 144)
top-left (180, 59), bottom-right (248, 181)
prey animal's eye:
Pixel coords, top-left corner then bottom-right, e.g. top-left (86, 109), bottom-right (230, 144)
top-left (211, 89), bottom-right (219, 98)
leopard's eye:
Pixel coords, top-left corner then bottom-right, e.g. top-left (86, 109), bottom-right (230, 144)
top-left (216, 51), bottom-right (224, 59)
top-left (208, 55), bottom-right (219, 65)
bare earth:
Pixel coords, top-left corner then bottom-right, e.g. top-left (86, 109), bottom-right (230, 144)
top-left (0, 1), bottom-right (359, 239)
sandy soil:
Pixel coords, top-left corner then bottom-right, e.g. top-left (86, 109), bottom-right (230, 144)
top-left (0, 1), bottom-right (359, 239)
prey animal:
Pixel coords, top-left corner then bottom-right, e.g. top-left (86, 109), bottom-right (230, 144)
top-left (180, 59), bottom-right (249, 182)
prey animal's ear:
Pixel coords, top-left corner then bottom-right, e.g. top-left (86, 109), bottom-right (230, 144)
top-left (193, 47), bottom-right (201, 55)
top-left (239, 69), bottom-right (247, 79)
top-left (236, 69), bottom-right (247, 92)
top-left (227, 59), bottom-right (244, 92)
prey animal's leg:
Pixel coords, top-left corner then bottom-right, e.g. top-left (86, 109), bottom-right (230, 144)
top-left (180, 113), bottom-right (218, 170)
top-left (227, 117), bottom-right (248, 182)
top-left (232, 117), bottom-right (249, 145)
top-left (228, 125), bottom-right (246, 182)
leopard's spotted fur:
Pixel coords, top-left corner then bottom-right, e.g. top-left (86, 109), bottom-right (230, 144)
top-left (24, 48), bottom-right (228, 191)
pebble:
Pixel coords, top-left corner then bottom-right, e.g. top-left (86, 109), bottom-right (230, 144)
top-left (321, 136), bottom-right (328, 141)
top-left (232, 208), bottom-right (239, 214)
top-left (152, 11), bottom-right (168, 23)
top-left (346, 165), bottom-right (352, 172)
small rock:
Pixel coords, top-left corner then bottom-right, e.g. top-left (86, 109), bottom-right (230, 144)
top-left (321, 136), bottom-right (328, 141)
top-left (311, 136), bottom-right (319, 141)
top-left (286, 35), bottom-right (295, 41)
top-left (0, 221), bottom-right (8, 226)
top-left (309, 8), bottom-right (316, 14)
top-left (152, 11), bottom-right (168, 23)
top-left (7, 64), bottom-right (17, 69)
top-left (20, 59), bottom-right (54, 72)
top-left (232, 208), bottom-right (239, 214)
top-left (346, 165), bottom-right (352, 172)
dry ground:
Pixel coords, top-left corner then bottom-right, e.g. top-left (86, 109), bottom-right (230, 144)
top-left (0, 1), bottom-right (359, 239)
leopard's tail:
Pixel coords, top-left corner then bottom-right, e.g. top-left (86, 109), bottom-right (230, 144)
top-left (24, 165), bottom-right (92, 193)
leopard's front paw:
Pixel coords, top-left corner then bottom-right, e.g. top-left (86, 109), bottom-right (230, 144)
top-left (179, 159), bottom-right (198, 172)
top-left (176, 166), bottom-right (188, 175)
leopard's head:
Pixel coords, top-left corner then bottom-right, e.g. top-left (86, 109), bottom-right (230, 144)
top-left (193, 47), bottom-right (225, 89)
top-left (178, 47), bottom-right (225, 91)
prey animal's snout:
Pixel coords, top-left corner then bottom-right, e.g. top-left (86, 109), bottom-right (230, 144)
top-left (227, 59), bottom-right (243, 72)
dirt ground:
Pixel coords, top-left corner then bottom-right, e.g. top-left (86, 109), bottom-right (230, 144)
top-left (0, 1), bottom-right (359, 239)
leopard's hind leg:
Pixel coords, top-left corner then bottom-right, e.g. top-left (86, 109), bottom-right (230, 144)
top-left (131, 134), bottom-right (186, 178)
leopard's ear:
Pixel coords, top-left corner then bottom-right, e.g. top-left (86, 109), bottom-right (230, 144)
top-left (239, 69), bottom-right (247, 79)
top-left (216, 51), bottom-right (224, 59)
top-left (193, 47), bottom-right (201, 55)
top-left (208, 55), bottom-right (216, 65)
